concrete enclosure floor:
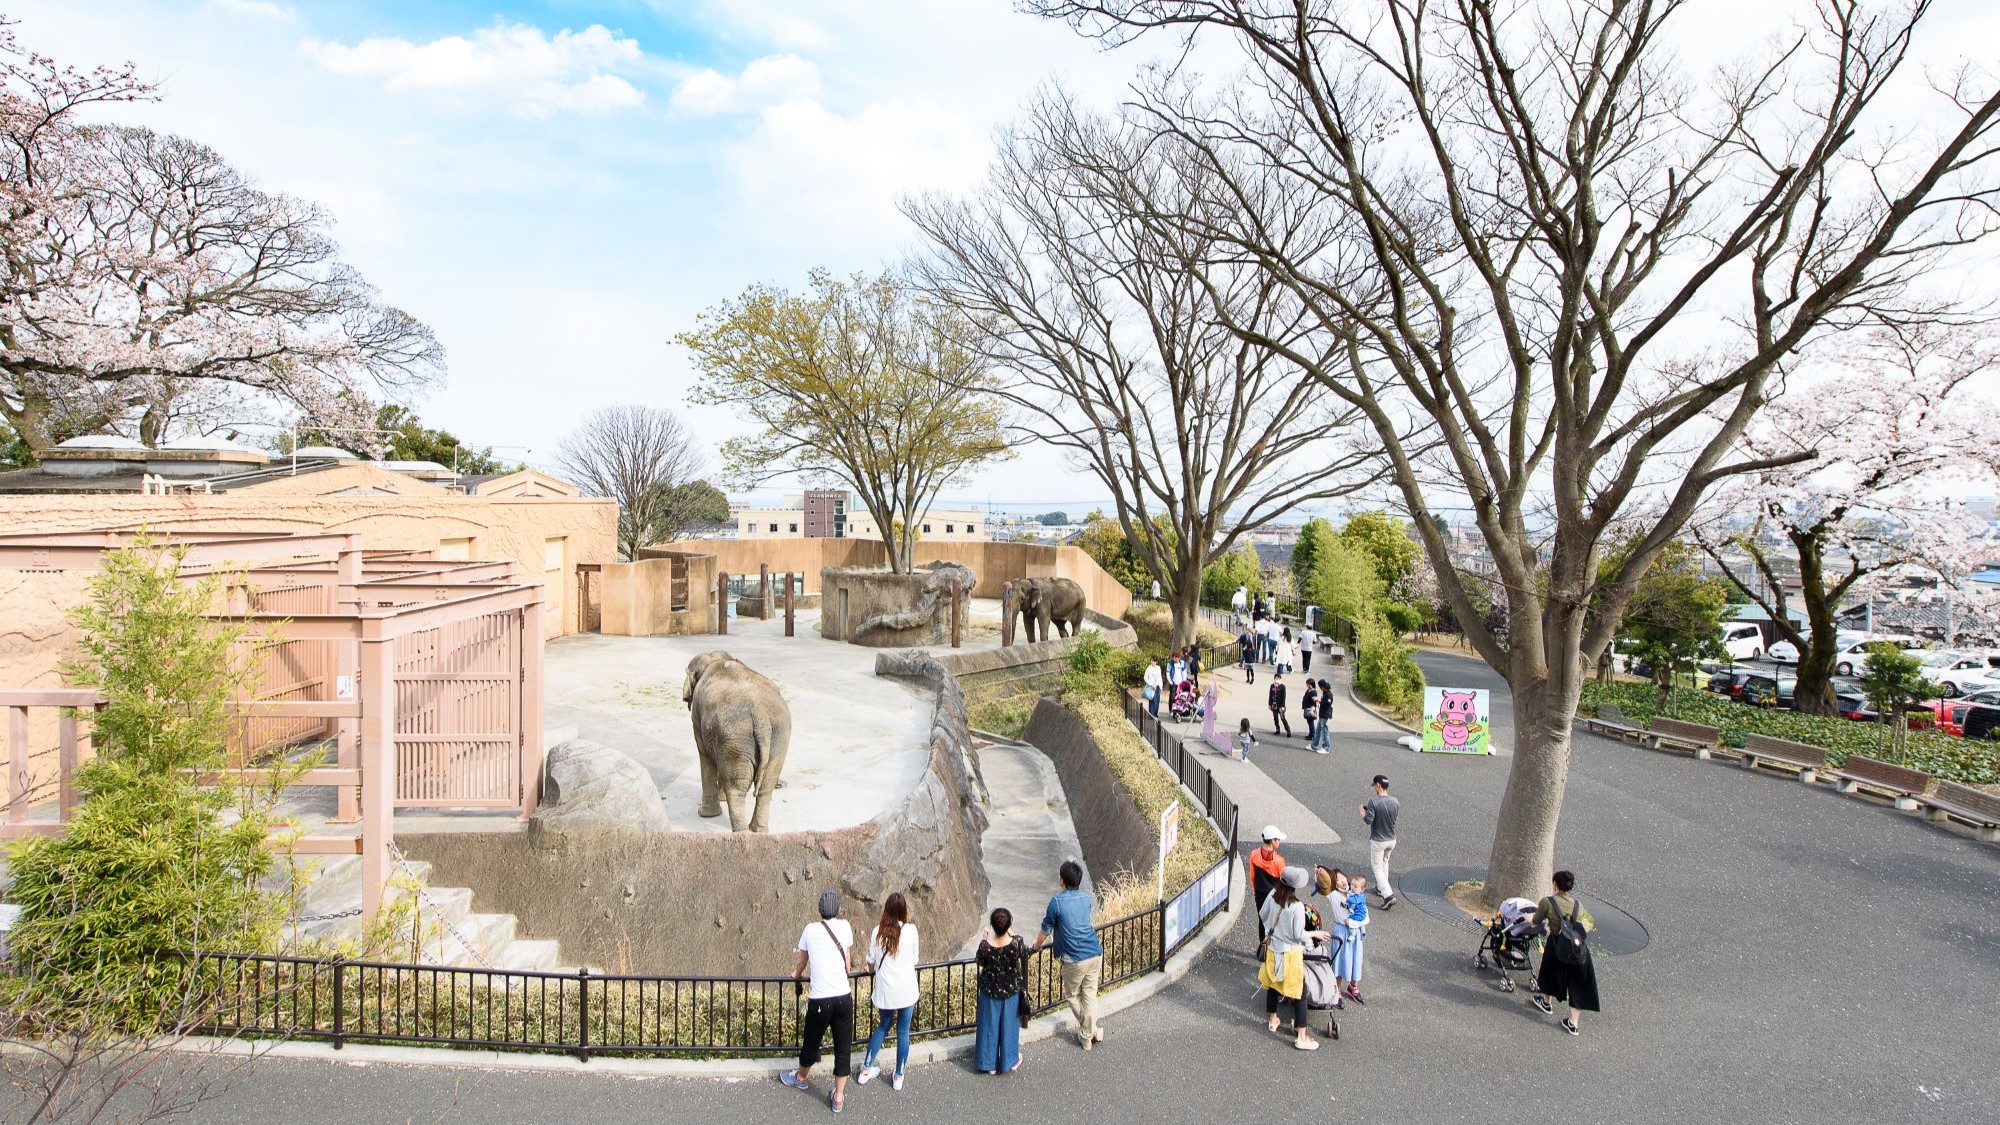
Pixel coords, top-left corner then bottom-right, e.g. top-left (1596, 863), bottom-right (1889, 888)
top-left (542, 611), bottom-right (934, 833)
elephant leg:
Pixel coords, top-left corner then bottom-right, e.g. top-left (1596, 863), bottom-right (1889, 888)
top-left (723, 783), bottom-right (751, 832)
top-left (749, 773), bottom-right (779, 833)
top-left (696, 745), bottom-right (723, 819)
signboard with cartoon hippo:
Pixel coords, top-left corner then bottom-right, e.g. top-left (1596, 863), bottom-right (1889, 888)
top-left (1421, 687), bottom-right (1493, 755)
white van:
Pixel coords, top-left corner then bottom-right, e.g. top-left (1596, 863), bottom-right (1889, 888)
top-left (1719, 622), bottom-right (1766, 661)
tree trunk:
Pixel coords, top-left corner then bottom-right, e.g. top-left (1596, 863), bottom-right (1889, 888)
top-left (1167, 577), bottom-right (1203, 651)
top-left (1792, 537), bottom-right (1841, 716)
top-left (1483, 647), bottom-right (1584, 905)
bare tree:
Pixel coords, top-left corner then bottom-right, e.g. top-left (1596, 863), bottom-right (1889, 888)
top-left (0, 21), bottom-right (441, 454)
top-left (555, 405), bottom-right (709, 561)
top-left (1032, 0), bottom-right (2000, 900)
top-left (906, 91), bottom-right (1382, 648)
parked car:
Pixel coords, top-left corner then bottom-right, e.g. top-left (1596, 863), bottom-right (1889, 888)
top-left (1719, 622), bottom-right (1767, 661)
top-left (1833, 688), bottom-right (1874, 721)
top-left (1962, 704), bottom-right (2000, 742)
top-left (1913, 650), bottom-right (2000, 698)
top-left (1832, 634), bottom-right (1922, 677)
top-left (1737, 673), bottom-right (1798, 708)
top-left (1919, 698), bottom-right (1983, 736)
top-left (1767, 630), bottom-right (1866, 664)
top-left (1707, 668), bottom-right (1756, 698)
top-left (1959, 686), bottom-right (2000, 707)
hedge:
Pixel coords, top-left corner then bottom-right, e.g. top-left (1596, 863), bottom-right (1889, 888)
top-left (1578, 682), bottom-right (2000, 786)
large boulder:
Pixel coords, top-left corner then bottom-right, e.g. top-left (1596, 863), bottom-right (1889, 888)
top-left (532, 739), bottom-right (671, 835)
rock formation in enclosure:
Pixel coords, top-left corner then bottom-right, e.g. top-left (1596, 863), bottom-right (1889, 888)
top-left (681, 651), bottom-right (792, 832)
top-left (819, 561), bottom-right (975, 647)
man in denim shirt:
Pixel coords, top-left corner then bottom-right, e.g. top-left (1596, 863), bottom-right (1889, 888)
top-left (1032, 859), bottom-right (1106, 1050)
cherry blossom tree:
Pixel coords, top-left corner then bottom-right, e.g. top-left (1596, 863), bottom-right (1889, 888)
top-left (0, 19), bottom-right (441, 455)
top-left (1698, 329), bottom-right (2000, 714)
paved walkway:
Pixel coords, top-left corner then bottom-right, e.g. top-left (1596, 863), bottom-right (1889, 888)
top-left (183, 650), bottom-right (2000, 1124)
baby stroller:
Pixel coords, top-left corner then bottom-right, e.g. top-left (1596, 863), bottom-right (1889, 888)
top-left (1472, 897), bottom-right (1540, 992)
top-left (1300, 932), bottom-right (1345, 1039)
top-left (1167, 680), bottom-right (1201, 722)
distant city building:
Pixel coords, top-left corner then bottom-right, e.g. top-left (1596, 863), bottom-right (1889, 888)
top-left (735, 489), bottom-right (987, 542)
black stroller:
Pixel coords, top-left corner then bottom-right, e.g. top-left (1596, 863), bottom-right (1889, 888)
top-left (1473, 896), bottom-right (1540, 992)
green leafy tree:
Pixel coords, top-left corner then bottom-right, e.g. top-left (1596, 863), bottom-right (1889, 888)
top-left (1301, 537), bottom-right (1384, 626)
top-left (1355, 610), bottom-right (1425, 716)
top-left (663, 479), bottom-right (731, 530)
top-left (1339, 511), bottom-right (1420, 588)
top-left (1200, 544), bottom-right (1265, 607)
top-left (679, 270), bottom-right (1011, 573)
top-left (1859, 644), bottom-right (1941, 762)
top-left (1036, 510), bottom-right (1070, 526)
top-left (4, 538), bottom-right (293, 1015)
top-left (1076, 513), bottom-right (1151, 596)
top-left (1291, 517), bottom-right (1333, 602)
top-left (374, 404), bottom-right (508, 473)
top-left (1620, 541), bottom-right (1730, 705)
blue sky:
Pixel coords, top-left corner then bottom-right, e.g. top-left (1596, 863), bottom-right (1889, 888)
top-left (17, 0), bottom-right (1149, 506)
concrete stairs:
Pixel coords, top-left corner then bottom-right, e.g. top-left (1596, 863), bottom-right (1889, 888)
top-left (284, 854), bottom-right (562, 972)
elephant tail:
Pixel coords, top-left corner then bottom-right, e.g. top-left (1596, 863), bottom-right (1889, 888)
top-left (750, 709), bottom-right (791, 780)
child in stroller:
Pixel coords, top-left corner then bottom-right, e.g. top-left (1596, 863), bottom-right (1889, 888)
top-left (1167, 679), bottom-right (1201, 721)
top-left (1473, 897), bottom-right (1540, 992)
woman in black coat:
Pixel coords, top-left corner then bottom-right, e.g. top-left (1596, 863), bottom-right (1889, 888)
top-left (1530, 869), bottom-right (1600, 1036)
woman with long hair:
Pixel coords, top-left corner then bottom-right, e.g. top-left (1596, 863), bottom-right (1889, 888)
top-left (859, 892), bottom-right (920, 1090)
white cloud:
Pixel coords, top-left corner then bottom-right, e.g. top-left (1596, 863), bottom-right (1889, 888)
top-left (211, 0), bottom-right (294, 21)
top-left (302, 21), bottom-right (648, 118)
top-left (669, 54), bottom-right (820, 115)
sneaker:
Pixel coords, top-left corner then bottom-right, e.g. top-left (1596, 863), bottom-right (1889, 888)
top-left (1315, 748), bottom-right (1329, 755)
top-left (1561, 1018), bottom-right (1580, 1037)
top-left (856, 1065), bottom-right (880, 1085)
top-left (891, 1072), bottom-right (905, 1092)
top-left (1294, 1037), bottom-right (1320, 1051)
top-left (1530, 995), bottom-right (1554, 1015)
top-left (1380, 895), bottom-right (1397, 910)
top-left (780, 1071), bottom-right (810, 1090)
top-left (832, 1092), bottom-right (844, 1113)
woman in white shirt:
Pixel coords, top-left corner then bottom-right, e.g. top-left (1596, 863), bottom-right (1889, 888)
top-left (859, 892), bottom-right (920, 1090)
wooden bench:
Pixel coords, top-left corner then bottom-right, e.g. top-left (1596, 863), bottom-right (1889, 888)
top-left (1645, 717), bottom-right (1722, 760)
top-left (1922, 781), bottom-right (2000, 843)
top-left (1829, 754), bottom-right (1935, 811)
top-left (1740, 732), bottom-right (1830, 783)
top-left (1583, 703), bottom-right (1648, 741)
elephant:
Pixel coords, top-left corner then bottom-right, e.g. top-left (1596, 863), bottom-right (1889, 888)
top-left (1011, 577), bottom-right (1087, 643)
top-left (680, 651), bottom-right (792, 833)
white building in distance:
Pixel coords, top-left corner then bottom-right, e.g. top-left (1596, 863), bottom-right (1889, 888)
top-left (736, 489), bottom-right (988, 542)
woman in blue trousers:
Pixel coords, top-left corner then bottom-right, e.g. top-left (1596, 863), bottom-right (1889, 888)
top-left (973, 908), bottom-right (1027, 1074)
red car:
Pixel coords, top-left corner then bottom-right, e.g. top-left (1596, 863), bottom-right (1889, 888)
top-left (1919, 698), bottom-right (1978, 737)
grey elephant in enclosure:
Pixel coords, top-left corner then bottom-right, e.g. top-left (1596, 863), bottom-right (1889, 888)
top-left (1011, 577), bottom-right (1087, 643)
top-left (680, 651), bottom-right (792, 832)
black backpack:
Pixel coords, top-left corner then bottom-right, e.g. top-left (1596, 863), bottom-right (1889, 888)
top-left (1549, 899), bottom-right (1590, 966)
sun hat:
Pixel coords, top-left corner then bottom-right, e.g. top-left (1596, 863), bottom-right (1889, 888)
top-left (1261, 825), bottom-right (1286, 843)
top-left (1280, 866), bottom-right (1312, 892)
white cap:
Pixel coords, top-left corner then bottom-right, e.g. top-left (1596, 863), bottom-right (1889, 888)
top-left (1261, 825), bottom-right (1286, 842)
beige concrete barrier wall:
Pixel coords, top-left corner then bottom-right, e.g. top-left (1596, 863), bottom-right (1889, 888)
top-left (651, 539), bottom-right (1134, 620)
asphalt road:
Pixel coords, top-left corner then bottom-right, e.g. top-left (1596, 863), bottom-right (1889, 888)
top-left (184, 650), bottom-right (2000, 1125)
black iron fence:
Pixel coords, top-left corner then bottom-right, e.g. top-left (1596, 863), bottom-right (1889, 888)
top-left (182, 860), bottom-right (1232, 1060)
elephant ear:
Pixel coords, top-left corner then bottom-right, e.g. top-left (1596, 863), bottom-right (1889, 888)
top-left (683, 651), bottom-right (727, 703)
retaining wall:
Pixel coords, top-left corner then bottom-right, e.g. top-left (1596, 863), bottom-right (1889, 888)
top-left (400, 653), bottom-right (990, 974)
top-left (1019, 697), bottom-right (1158, 884)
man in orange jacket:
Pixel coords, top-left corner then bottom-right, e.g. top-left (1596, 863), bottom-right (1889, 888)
top-left (1247, 825), bottom-right (1288, 952)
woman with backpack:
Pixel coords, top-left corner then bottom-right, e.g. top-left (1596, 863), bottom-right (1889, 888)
top-left (1530, 869), bottom-right (1599, 1036)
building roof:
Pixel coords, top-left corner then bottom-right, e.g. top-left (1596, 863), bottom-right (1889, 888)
top-left (0, 458), bottom-right (345, 495)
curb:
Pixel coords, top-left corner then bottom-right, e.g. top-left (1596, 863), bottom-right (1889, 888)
top-left (180, 866), bottom-right (1247, 1080)
top-left (1346, 682), bottom-right (1418, 735)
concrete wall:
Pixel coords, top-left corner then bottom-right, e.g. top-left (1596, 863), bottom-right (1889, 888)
top-left (599, 553), bottom-right (715, 636)
top-left (648, 538), bottom-right (1134, 620)
top-left (936, 611), bottom-right (1138, 693)
top-left (818, 564), bottom-right (972, 647)
top-left (1021, 697), bottom-right (1158, 885)
top-left (0, 467), bottom-right (617, 641)
top-left (400, 652), bottom-right (991, 974)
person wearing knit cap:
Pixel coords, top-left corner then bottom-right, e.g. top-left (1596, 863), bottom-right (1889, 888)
top-left (1258, 865), bottom-right (1331, 1050)
top-left (783, 891), bottom-right (857, 1112)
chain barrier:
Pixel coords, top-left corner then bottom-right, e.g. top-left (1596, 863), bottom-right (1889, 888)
top-left (387, 841), bottom-right (495, 970)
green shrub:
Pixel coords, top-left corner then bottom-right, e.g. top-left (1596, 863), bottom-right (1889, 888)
top-left (1354, 610), bottom-right (1425, 716)
top-left (1578, 681), bottom-right (2000, 784)
top-left (4, 538), bottom-right (297, 1020)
